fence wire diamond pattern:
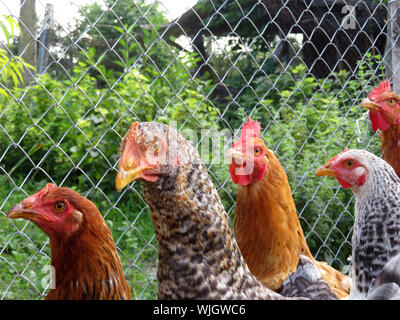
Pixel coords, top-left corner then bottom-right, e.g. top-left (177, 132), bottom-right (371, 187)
top-left (0, 0), bottom-right (395, 299)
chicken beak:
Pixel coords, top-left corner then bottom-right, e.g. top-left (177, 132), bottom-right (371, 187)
top-left (361, 97), bottom-right (379, 111)
top-left (226, 148), bottom-right (246, 165)
top-left (6, 202), bottom-right (48, 222)
top-left (115, 165), bottom-right (152, 192)
top-left (315, 164), bottom-right (336, 177)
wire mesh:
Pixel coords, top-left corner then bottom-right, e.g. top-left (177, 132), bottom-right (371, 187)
top-left (0, 0), bottom-right (395, 299)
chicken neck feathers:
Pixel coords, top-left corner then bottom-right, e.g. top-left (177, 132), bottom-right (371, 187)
top-left (379, 124), bottom-right (400, 178)
top-left (121, 122), bottom-right (338, 300)
top-left (350, 151), bottom-right (400, 298)
top-left (234, 148), bottom-right (350, 298)
top-left (141, 139), bottom-right (280, 299)
top-left (46, 198), bottom-right (131, 300)
top-left (234, 150), bottom-right (312, 290)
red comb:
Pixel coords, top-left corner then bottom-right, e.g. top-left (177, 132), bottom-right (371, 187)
top-left (23, 183), bottom-right (57, 207)
top-left (368, 79), bottom-right (391, 99)
top-left (130, 122), bottom-right (140, 132)
top-left (236, 117), bottom-right (261, 143)
top-left (126, 122), bottom-right (140, 142)
top-left (328, 148), bottom-right (350, 163)
top-left (36, 183), bottom-right (57, 198)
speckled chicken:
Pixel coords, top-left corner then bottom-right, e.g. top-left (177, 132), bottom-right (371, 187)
top-left (368, 252), bottom-right (400, 300)
top-left (279, 255), bottom-right (339, 298)
top-left (115, 121), bottom-right (338, 300)
top-left (316, 149), bottom-right (400, 299)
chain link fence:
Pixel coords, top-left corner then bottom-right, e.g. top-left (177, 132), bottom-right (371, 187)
top-left (0, 0), bottom-right (396, 299)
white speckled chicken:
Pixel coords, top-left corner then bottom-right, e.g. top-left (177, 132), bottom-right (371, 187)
top-left (316, 149), bottom-right (400, 299)
top-left (115, 121), bottom-right (338, 300)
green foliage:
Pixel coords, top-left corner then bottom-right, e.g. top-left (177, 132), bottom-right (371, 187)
top-left (0, 3), bottom-right (221, 298)
top-left (0, 175), bottom-right (50, 299)
top-left (0, 0), bottom-right (389, 298)
top-left (0, 15), bottom-right (36, 94)
top-left (70, 0), bottom-right (170, 79)
top-left (0, 34), bottom-right (217, 298)
top-left (0, 15), bottom-right (19, 47)
top-left (218, 53), bottom-right (384, 270)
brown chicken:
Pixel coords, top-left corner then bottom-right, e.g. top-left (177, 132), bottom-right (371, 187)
top-left (228, 118), bottom-right (351, 298)
top-left (361, 79), bottom-right (400, 177)
top-left (7, 183), bottom-right (131, 300)
top-left (115, 121), bottom-right (338, 300)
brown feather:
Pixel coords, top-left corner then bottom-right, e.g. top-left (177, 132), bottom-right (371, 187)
top-left (115, 121), bottom-right (341, 299)
top-left (33, 188), bottom-right (130, 300)
top-left (234, 148), bottom-right (351, 298)
top-left (378, 124), bottom-right (400, 178)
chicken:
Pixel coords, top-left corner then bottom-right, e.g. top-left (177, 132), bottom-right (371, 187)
top-left (280, 254), bottom-right (339, 299)
top-left (227, 118), bottom-right (350, 298)
top-left (7, 183), bottom-right (131, 300)
top-left (360, 79), bottom-right (400, 177)
top-left (115, 121), bottom-right (338, 300)
top-left (315, 149), bottom-right (400, 299)
top-left (368, 253), bottom-right (400, 300)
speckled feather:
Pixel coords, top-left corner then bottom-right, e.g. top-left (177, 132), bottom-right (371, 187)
top-left (367, 253), bottom-right (400, 300)
top-left (333, 150), bottom-right (400, 299)
top-left (120, 122), bottom-right (338, 300)
top-left (279, 255), bottom-right (338, 300)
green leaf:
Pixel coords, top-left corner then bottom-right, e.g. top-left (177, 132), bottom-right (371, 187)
top-left (112, 26), bottom-right (124, 34)
top-left (1, 24), bottom-right (10, 45)
top-left (119, 38), bottom-right (127, 47)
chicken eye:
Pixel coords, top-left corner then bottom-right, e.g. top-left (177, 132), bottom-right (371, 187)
top-left (53, 202), bottom-right (66, 213)
top-left (344, 160), bottom-right (353, 168)
top-left (388, 99), bottom-right (395, 105)
top-left (152, 142), bottom-right (159, 152)
top-left (254, 147), bottom-right (261, 156)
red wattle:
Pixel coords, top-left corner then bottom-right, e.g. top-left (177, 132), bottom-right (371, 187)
top-left (369, 110), bottom-right (390, 132)
top-left (229, 163), bottom-right (239, 184)
top-left (229, 163), bottom-right (253, 186)
top-left (236, 174), bottom-right (253, 186)
top-left (336, 177), bottom-right (352, 189)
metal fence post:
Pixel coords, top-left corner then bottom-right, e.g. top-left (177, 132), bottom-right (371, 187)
top-left (389, 0), bottom-right (400, 91)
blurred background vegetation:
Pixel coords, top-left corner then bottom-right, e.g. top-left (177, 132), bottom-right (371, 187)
top-left (0, 0), bottom-right (389, 299)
